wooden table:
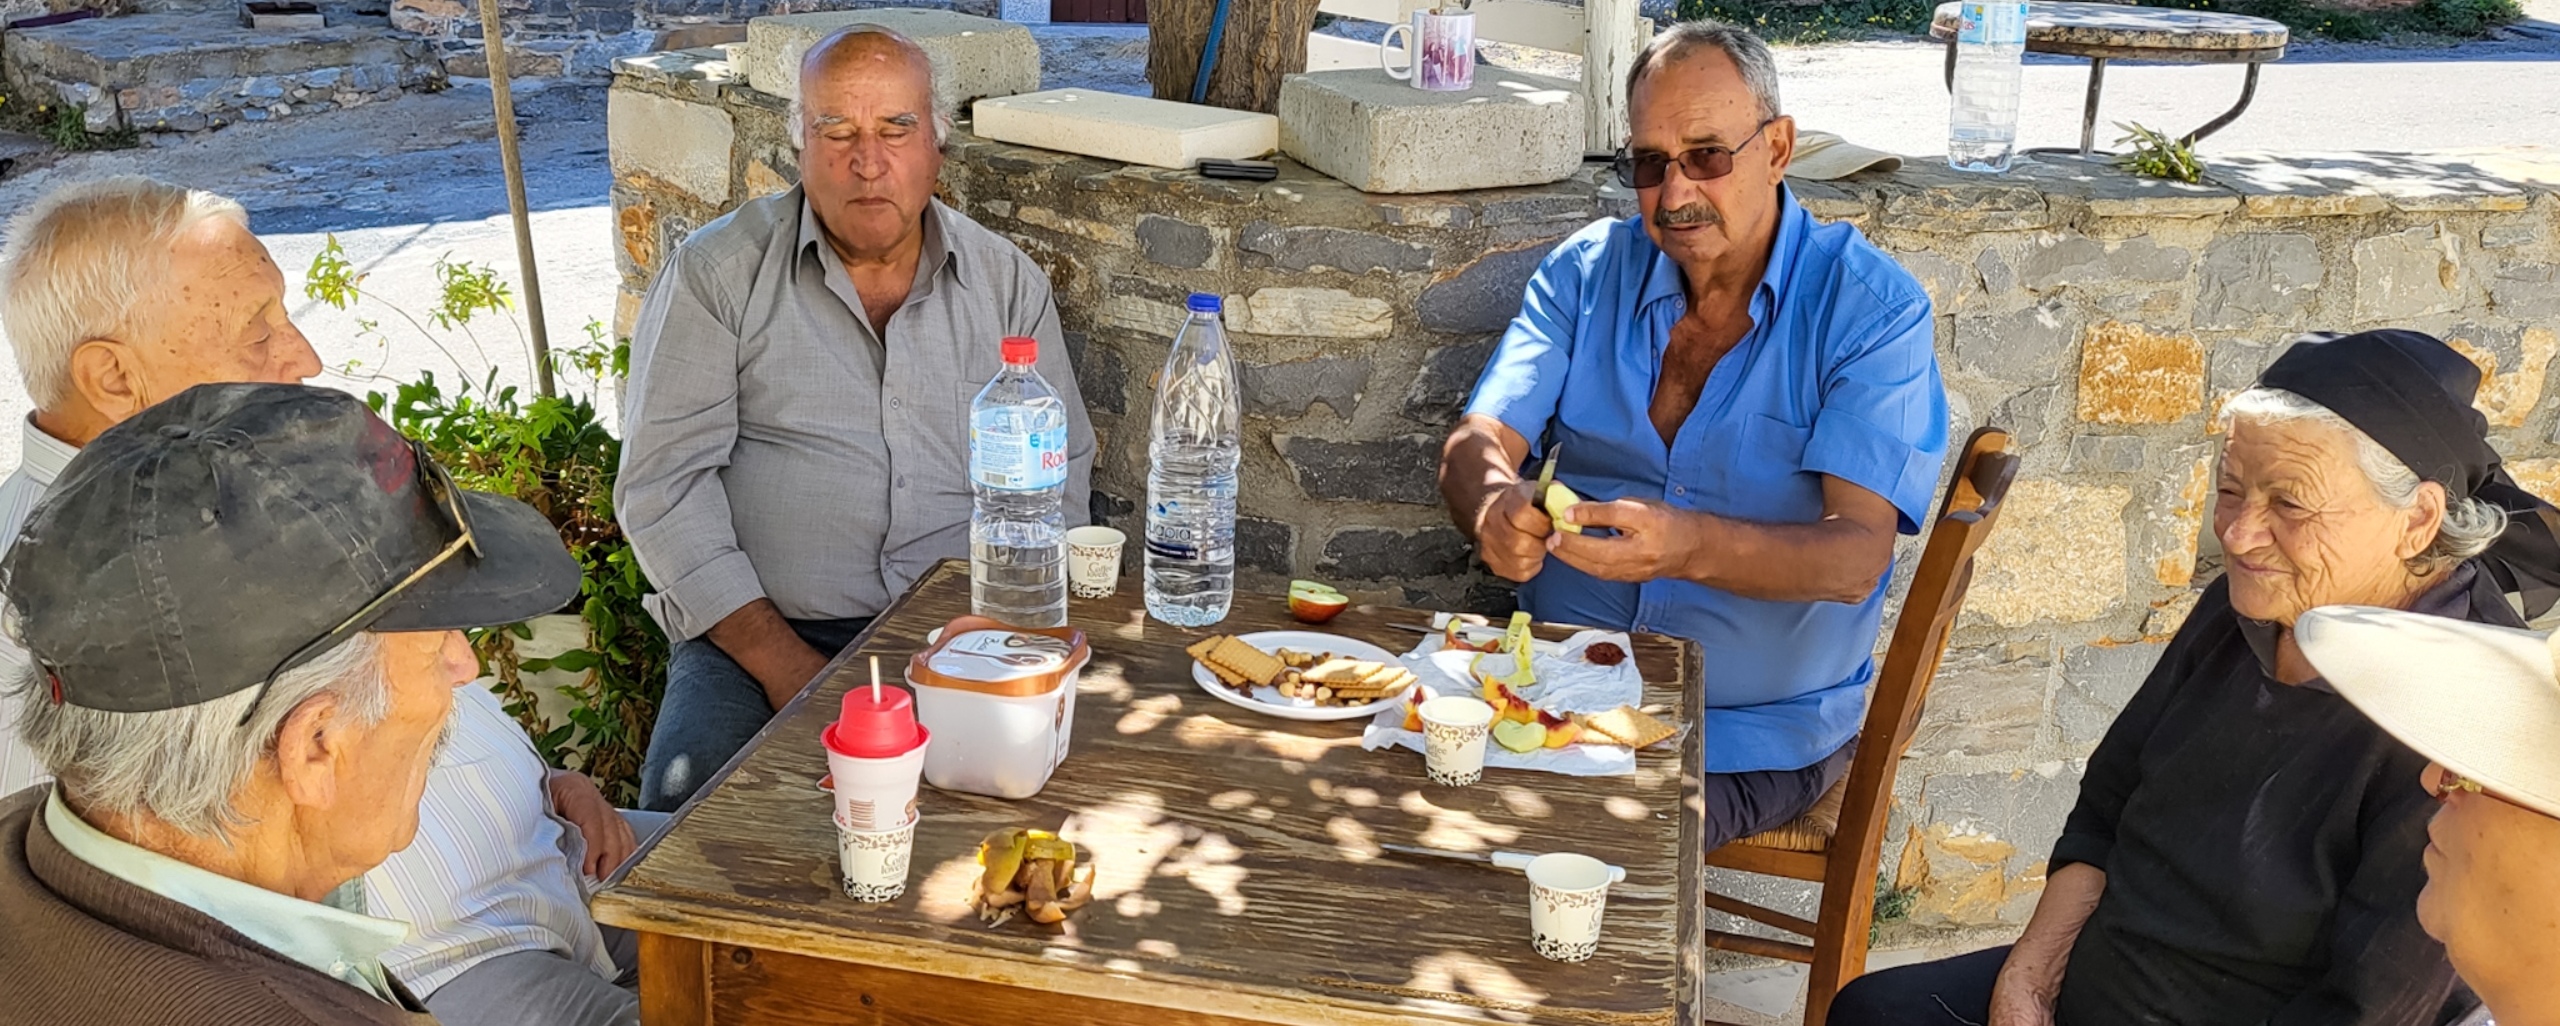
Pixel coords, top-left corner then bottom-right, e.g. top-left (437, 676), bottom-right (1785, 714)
top-left (595, 559), bottom-right (1707, 1026)
top-left (1930, 1), bottom-right (2289, 156)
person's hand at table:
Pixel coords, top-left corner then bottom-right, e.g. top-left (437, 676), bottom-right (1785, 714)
top-left (548, 769), bottom-right (639, 878)
top-left (1546, 497), bottom-right (1698, 583)
top-left (1473, 478), bottom-right (1556, 582)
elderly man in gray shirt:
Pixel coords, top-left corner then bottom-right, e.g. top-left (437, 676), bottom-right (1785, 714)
top-left (617, 24), bottom-right (1094, 812)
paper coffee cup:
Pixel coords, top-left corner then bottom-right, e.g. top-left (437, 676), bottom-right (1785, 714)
top-left (837, 812), bottom-right (918, 903)
top-left (824, 731), bottom-right (929, 831)
top-left (1419, 696), bottom-right (1495, 787)
top-left (1526, 852), bottom-right (1612, 962)
top-left (1065, 526), bottom-right (1126, 599)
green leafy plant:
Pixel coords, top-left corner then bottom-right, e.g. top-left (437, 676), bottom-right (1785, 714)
top-left (1677, 0), bottom-right (1937, 43)
top-left (304, 237), bottom-right (667, 803)
top-left (2153, 0), bottom-right (2517, 39)
top-left (1870, 874), bottom-right (1918, 944)
top-left (2115, 122), bottom-right (2204, 183)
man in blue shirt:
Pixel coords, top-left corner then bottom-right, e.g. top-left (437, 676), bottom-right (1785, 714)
top-left (1439, 21), bottom-right (1948, 850)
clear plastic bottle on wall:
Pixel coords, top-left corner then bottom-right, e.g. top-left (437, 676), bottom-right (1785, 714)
top-left (1949, 0), bottom-right (2030, 173)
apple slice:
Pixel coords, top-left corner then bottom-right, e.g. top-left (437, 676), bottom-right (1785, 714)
top-left (1544, 482), bottom-right (1585, 534)
top-left (1287, 579), bottom-right (1350, 624)
top-left (1401, 692), bottom-right (1425, 732)
top-left (1492, 718), bottom-right (1547, 754)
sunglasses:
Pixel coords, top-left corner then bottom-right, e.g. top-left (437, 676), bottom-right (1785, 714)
top-left (1612, 119), bottom-right (1777, 190)
top-left (240, 439), bottom-right (481, 724)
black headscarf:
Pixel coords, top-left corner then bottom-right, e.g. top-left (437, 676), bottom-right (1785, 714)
top-left (2257, 329), bottom-right (2560, 619)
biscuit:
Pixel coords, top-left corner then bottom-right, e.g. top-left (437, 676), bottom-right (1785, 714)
top-left (1576, 706), bottom-right (1678, 749)
top-left (1209, 636), bottom-right (1287, 687)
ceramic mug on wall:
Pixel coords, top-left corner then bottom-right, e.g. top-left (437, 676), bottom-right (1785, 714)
top-left (1379, 9), bottom-right (1476, 91)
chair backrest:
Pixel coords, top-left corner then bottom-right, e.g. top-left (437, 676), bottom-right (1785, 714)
top-left (1828, 427), bottom-right (2019, 889)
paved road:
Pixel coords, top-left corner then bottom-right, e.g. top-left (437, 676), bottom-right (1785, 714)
top-left (0, 9), bottom-right (2549, 480)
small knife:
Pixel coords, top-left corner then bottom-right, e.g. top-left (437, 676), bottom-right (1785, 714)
top-left (1532, 442), bottom-right (1561, 502)
top-left (1381, 843), bottom-right (1627, 884)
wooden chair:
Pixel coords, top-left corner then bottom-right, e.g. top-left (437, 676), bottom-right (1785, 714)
top-left (1702, 427), bottom-right (2020, 1026)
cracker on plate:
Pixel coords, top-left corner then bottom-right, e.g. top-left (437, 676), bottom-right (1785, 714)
top-left (1576, 706), bottom-right (1678, 749)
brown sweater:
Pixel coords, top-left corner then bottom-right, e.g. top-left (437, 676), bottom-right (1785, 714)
top-left (0, 786), bottom-right (439, 1026)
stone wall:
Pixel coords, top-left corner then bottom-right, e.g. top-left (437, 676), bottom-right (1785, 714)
top-left (608, 47), bottom-right (2560, 935)
top-left (388, 0), bottom-right (997, 78)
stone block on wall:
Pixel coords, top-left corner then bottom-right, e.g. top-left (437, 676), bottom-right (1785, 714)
top-left (2195, 233), bottom-right (2323, 330)
top-left (2076, 322), bottom-right (2204, 425)
top-left (2352, 224), bottom-right (2466, 323)
top-left (1277, 69), bottom-right (1584, 195)
top-left (1968, 479), bottom-right (2131, 627)
top-left (976, 89), bottom-right (1278, 170)
top-left (609, 88), bottom-right (734, 204)
top-left (741, 8), bottom-right (1041, 114)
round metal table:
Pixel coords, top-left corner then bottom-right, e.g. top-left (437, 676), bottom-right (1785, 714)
top-left (1930, 1), bottom-right (2289, 156)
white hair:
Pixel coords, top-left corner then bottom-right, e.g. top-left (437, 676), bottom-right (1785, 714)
top-left (13, 633), bottom-right (392, 839)
top-left (2222, 386), bottom-right (2509, 573)
top-left (0, 176), bottom-right (248, 409)
top-left (1629, 20), bottom-right (1784, 124)
top-left (786, 24), bottom-right (953, 152)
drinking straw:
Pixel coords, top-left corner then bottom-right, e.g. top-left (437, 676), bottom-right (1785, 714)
top-left (870, 655), bottom-right (882, 704)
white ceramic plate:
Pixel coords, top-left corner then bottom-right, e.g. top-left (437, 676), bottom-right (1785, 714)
top-left (1191, 630), bottom-right (1414, 722)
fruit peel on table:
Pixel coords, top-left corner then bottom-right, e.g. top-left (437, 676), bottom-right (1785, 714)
top-left (1287, 578), bottom-right (1350, 624)
top-left (972, 828), bottom-right (1095, 927)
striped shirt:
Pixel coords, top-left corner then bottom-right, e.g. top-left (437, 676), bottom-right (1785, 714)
top-left (0, 417), bottom-right (613, 999)
top-left (365, 684), bottom-right (617, 996)
top-left (0, 417), bottom-right (77, 795)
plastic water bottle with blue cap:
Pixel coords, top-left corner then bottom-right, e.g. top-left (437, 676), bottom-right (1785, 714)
top-left (969, 335), bottom-right (1070, 627)
top-left (1949, 0), bottom-right (2029, 173)
top-left (1145, 293), bottom-right (1241, 627)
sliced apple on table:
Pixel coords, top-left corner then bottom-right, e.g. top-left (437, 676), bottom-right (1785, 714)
top-left (1286, 579), bottom-right (1350, 623)
top-left (1544, 482), bottom-right (1585, 534)
top-left (1492, 718), bottom-right (1548, 754)
top-left (1400, 691), bottom-right (1425, 732)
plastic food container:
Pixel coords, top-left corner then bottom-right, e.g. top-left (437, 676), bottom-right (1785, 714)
top-left (906, 616), bottom-right (1090, 800)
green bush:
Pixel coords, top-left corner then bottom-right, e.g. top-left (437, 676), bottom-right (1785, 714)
top-left (1677, 0), bottom-right (1938, 43)
top-left (305, 237), bottom-right (667, 804)
top-left (1674, 0), bottom-right (2520, 41)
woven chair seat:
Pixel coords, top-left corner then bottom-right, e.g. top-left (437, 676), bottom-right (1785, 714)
top-left (1736, 774), bottom-right (1848, 854)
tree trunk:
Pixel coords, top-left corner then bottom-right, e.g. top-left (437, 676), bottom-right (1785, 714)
top-left (1146, 0), bottom-right (1324, 114)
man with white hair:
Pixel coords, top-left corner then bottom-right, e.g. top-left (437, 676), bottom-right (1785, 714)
top-left (619, 23), bottom-right (1093, 811)
top-left (0, 177), bottom-right (649, 1025)
top-left (0, 383), bottom-right (583, 1024)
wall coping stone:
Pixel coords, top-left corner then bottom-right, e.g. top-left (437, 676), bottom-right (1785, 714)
top-left (613, 48), bottom-right (2560, 218)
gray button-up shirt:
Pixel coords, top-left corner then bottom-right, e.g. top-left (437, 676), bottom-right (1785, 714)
top-left (617, 187), bottom-right (1094, 641)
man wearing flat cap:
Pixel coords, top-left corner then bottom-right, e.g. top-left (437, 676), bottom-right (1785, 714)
top-left (0, 383), bottom-right (582, 1026)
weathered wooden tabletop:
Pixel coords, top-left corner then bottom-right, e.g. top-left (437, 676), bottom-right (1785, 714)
top-left (595, 560), bottom-right (1707, 1026)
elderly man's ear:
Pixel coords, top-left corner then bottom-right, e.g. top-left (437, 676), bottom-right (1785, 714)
top-left (1765, 115), bottom-right (1797, 177)
top-left (64, 338), bottom-right (157, 424)
top-left (271, 693), bottom-right (350, 812)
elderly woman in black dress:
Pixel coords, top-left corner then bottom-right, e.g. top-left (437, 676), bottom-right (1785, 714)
top-left (1828, 329), bottom-right (2560, 1026)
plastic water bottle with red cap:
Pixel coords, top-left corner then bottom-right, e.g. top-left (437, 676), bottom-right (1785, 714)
top-left (969, 335), bottom-right (1070, 628)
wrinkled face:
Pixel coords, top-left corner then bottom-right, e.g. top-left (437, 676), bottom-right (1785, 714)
top-left (322, 630), bottom-right (475, 870)
top-left (2414, 762), bottom-right (2560, 1011)
top-left (2215, 417), bottom-right (2437, 624)
top-left (119, 216), bottom-right (323, 410)
top-left (797, 45), bottom-right (942, 261)
top-left (1625, 47), bottom-right (1792, 272)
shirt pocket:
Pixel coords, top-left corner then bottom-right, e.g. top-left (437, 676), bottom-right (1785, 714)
top-left (1727, 414), bottom-right (1824, 523)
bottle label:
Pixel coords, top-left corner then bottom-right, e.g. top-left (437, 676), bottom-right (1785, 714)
top-left (1957, 1), bottom-right (2027, 44)
top-left (971, 412), bottom-right (1068, 491)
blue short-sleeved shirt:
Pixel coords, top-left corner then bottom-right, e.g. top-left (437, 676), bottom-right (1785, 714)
top-left (1465, 186), bottom-right (1949, 775)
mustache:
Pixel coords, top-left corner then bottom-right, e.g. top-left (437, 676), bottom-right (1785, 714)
top-left (1654, 203), bottom-right (1720, 228)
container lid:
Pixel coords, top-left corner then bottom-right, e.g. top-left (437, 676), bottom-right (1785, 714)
top-left (826, 684), bottom-right (924, 758)
top-left (1186, 292), bottom-right (1221, 314)
top-left (906, 615), bottom-right (1092, 698)
top-left (1000, 335), bottom-right (1038, 365)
